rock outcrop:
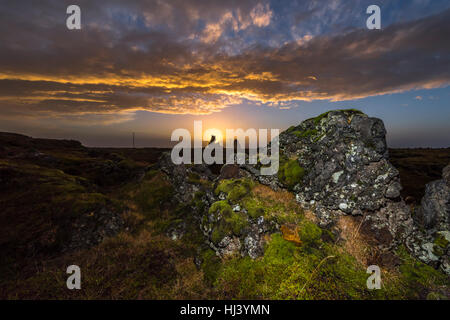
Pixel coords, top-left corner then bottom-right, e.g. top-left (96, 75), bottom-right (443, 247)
top-left (159, 153), bottom-right (275, 259)
top-left (412, 164), bottom-right (450, 273)
top-left (159, 110), bottom-right (449, 274)
top-left (262, 109), bottom-right (447, 274)
top-left (255, 109), bottom-right (415, 250)
top-left (416, 164), bottom-right (450, 233)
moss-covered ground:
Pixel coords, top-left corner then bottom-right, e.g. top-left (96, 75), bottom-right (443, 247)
top-left (0, 133), bottom-right (448, 299)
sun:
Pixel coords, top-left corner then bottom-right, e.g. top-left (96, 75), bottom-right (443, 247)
top-left (204, 128), bottom-right (224, 145)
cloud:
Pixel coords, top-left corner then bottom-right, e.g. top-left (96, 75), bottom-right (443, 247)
top-left (250, 3), bottom-right (272, 27)
top-left (0, 1), bottom-right (449, 120)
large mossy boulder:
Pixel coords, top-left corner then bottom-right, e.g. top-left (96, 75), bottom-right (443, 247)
top-left (273, 110), bottom-right (414, 251)
top-left (281, 110), bottom-right (396, 213)
top-left (260, 109), bottom-right (448, 274)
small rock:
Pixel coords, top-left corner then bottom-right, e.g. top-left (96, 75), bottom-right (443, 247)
top-left (385, 181), bottom-right (401, 199)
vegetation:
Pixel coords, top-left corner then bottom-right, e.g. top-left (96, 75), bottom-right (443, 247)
top-left (208, 200), bottom-right (248, 244)
top-left (433, 233), bottom-right (449, 257)
top-left (0, 160), bottom-right (120, 280)
top-left (292, 129), bottom-right (318, 139)
top-left (213, 233), bottom-right (372, 299)
top-left (277, 158), bottom-right (306, 189)
top-left (309, 108), bottom-right (364, 125)
top-left (212, 229), bottom-right (449, 300)
top-left (0, 132), bottom-right (448, 300)
top-left (135, 172), bottom-right (173, 219)
top-left (243, 198), bottom-right (266, 219)
top-left (209, 200), bottom-right (232, 216)
top-left (215, 178), bottom-right (253, 201)
top-left (395, 246), bottom-right (448, 299)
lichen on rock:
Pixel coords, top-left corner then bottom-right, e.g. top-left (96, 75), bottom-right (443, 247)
top-left (243, 109), bottom-right (448, 274)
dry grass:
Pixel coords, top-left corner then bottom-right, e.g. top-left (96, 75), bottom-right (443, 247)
top-left (253, 184), bottom-right (296, 203)
top-left (336, 215), bottom-right (373, 266)
top-left (252, 184), bottom-right (303, 214)
top-left (304, 209), bottom-right (317, 223)
top-left (171, 258), bottom-right (212, 300)
top-left (334, 215), bottom-right (406, 292)
top-left (3, 226), bottom-right (209, 299)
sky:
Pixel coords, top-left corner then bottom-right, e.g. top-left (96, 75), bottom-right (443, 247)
top-left (0, 0), bottom-right (449, 147)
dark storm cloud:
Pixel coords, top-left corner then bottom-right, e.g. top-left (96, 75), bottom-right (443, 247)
top-left (0, 1), bottom-right (449, 118)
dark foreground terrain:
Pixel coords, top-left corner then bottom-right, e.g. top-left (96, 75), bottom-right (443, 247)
top-left (0, 120), bottom-right (449, 299)
top-left (389, 148), bottom-right (450, 201)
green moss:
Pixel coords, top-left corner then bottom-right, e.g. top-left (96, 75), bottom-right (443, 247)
top-left (208, 200), bottom-right (232, 216)
top-left (286, 125), bottom-right (296, 133)
top-left (227, 211), bottom-right (248, 235)
top-left (211, 228), bottom-right (225, 244)
top-left (304, 248), bottom-right (368, 299)
top-left (201, 249), bottom-right (222, 285)
top-left (277, 159), bottom-right (305, 189)
top-left (263, 234), bottom-right (297, 265)
top-left (214, 256), bottom-right (264, 299)
top-left (213, 224), bottom-right (449, 300)
top-left (215, 179), bottom-right (235, 195)
top-left (194, 191), bottom-right (205, 200)
top-left (214, 178), bottom-right (252, 202)
top-left (433, 233), bottom-right (449, 257)
top-left (228, 184), bottom-right (249, 202)
top-left (399, 261), bottom-right (444, 289)
top-left (208, 201), bottom-right (233, 244)
top-left (214, 233), bottom-right (371, 299)
top-left (292, 129), bottom-right (318, 139)
top-left (298, 220), bottom-right (322, 246)
top-left (313, 111), bottom-right (331, 125)
top-left (208, 201), bottom-right (248, 243)
top-left (396, 246), bottom-right (448, 298)
top-left (0, 160), bottom-right (127, 279)
top-left (243, 198), bottom-right (266, 219)
top-left (237, 180), bottom-right (302, 225)
top-left (192, 191), bottom-right (206, 212)
top-left (215, 236), bottom-right (299, 298)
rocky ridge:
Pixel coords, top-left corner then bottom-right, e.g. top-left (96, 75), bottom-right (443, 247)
top-left (274, 110), bottom-right (414, 248)
top-left (160, 109), bottom-right (449, 275)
